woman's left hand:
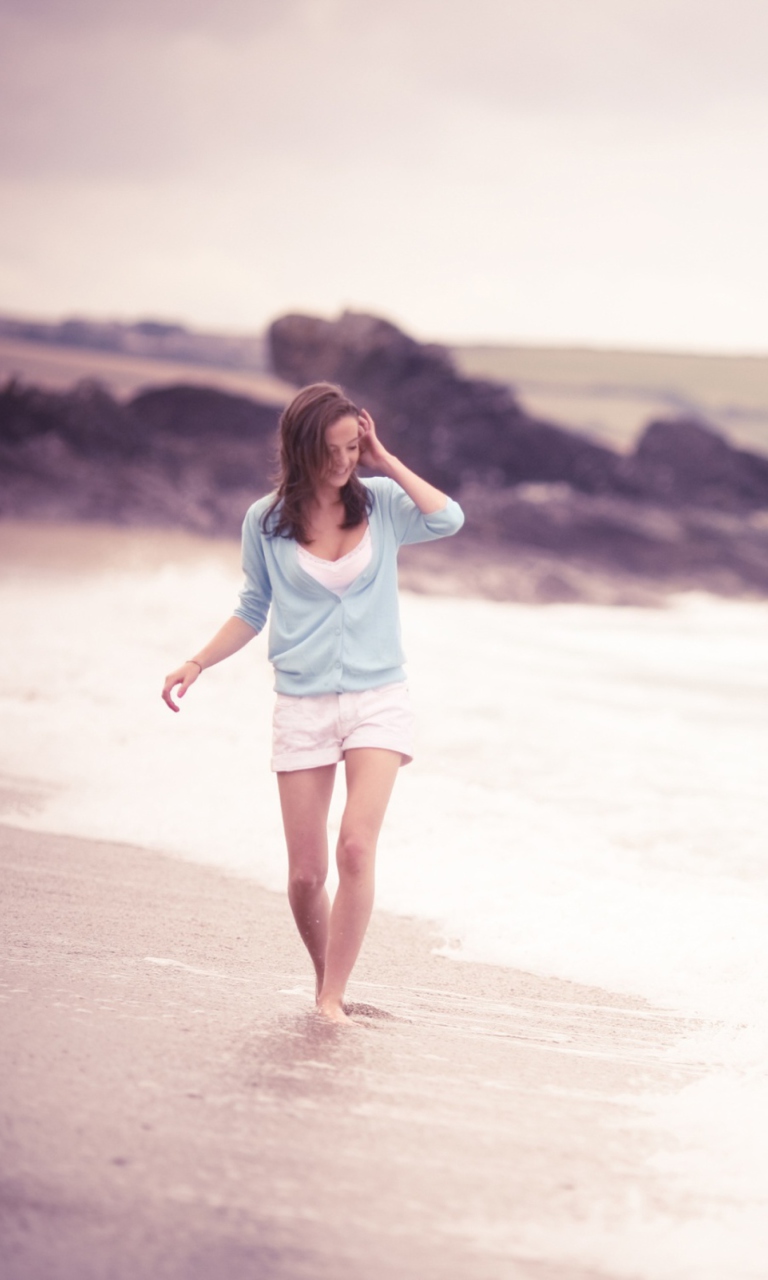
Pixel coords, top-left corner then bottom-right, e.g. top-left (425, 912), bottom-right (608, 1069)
top-left (357, 408), bottom-right (392, 470)
top-left (358, 406), bottom-right (450, 514)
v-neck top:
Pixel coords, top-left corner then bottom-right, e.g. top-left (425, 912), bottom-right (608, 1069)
top-left (234, 477), bottom-right (464, 696)
top-left (297, 526), bottom-right (372, 597)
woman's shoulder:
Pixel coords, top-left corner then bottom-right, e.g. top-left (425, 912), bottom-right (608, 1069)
top-left (240, 493), bottom-right (283, 549)
top-left (243, 491), bottom-right (279, 525)
top-left (361, 476), bottom-right (400, 506)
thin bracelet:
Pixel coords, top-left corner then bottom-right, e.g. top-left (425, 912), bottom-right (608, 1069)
top-left (186, 659), bottom-right (203, 673)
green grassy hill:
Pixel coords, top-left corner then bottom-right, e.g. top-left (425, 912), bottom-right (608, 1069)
top-left (0, 335), bottom-right (292, 406)
top-left (453, 344), bottom-right (768, 455)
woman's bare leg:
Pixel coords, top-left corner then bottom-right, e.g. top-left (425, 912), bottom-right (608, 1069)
top-left (277, 764), bottom-right (337, 998)
top-left (318, 748), bottom-right (401, 1023)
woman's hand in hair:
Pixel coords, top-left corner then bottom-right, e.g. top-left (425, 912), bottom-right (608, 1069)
top-left (357, 409), bottom-right (392, 471)
top-left (358, 407), bottom-right (449, 514)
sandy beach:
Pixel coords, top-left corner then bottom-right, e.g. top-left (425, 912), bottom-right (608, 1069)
top-left (2, 823), bottom-right (701, 1280)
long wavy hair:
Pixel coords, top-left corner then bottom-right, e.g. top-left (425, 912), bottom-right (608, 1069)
top-left (261, 382), bottom-right (373, 544)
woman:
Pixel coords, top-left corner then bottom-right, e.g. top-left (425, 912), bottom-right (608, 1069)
top-left (162, 382), bottom-right (464, 1022)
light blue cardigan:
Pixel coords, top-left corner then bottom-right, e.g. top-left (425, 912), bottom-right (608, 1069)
top-left (234, 476), bottom-right (464, 695)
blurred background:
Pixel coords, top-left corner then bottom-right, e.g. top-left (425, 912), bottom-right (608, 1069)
top-left (2, 0), bottom-right (768, 350)
top-left (2, 0), bottom-right (768, 605)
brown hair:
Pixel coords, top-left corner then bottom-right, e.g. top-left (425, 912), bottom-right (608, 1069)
top-left (262, 382), bottom-right (372, 544)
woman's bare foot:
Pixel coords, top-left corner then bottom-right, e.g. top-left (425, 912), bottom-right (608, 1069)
top-left (316, 996), bottom-right (350, 1023)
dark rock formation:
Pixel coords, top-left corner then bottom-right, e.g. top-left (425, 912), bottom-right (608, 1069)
top-left (130, 385), bottom-right (278, 442)
top-left (269, 311), bottom-right (768, 517)
top-left (268, 311), bottom-right (624, 495)
top-left (457, 482), bottom-right (768, 594)
top-left (0, 379), bottom-right (143, 458)
top-left (130, 386), bottom-right (280, 514)
top-left (3, 308), bottom-right (768, 601)
top-left (0, 380), bottom-right (279, 535)
top-left (624, 417), bottom-right (768, 512)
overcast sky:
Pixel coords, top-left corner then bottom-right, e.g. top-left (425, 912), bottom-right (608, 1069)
top-left (1, 0), bottom-right (767, 350)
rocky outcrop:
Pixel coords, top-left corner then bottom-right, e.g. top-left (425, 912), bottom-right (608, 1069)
top-left (268, 312), bottom-right (624, 495)
top-left (3, 309), bottom-right (768, 601)
top-left (269, 311), bottom-right (768, 516)
top-left (457, 482), bottom-right (768, 594)
top-left (0, 380), bottom-right (279, 535)
top-left (625, 417), bottom-right (768, 512)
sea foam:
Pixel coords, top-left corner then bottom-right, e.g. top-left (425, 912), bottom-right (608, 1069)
top-left (1, 534), bottom-right (766, 1032)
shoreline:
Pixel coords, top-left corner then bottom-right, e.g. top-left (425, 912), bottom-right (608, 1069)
top-left (2, 822), bottom-right (704, 1280)
top-left (2, 513), bottom-right (765, 607)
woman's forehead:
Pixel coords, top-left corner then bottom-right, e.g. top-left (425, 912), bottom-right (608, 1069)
top-left (325, 414), bottom-right (360, 446)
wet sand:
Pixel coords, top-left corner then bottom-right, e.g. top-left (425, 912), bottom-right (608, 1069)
top-left (1, 824), bottom-right (701, 1280)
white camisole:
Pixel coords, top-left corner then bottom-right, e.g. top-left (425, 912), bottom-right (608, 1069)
top-left (297, 526), bottom-right (372, 597)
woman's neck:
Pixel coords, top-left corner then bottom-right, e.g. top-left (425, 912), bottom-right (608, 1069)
top-left (310, 484), bottom-right (344, 515)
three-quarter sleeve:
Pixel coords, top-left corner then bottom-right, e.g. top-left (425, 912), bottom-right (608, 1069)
top-left (233, 506), bottom-right (272, 633)
top-left (387, 481), bottom-right (465, 547)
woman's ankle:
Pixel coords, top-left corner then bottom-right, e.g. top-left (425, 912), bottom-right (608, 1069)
top-left (316, 994), bottom-right (349, 1023)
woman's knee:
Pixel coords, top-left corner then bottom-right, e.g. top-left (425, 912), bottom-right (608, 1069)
top-left (336, 830), bottom-right (374, 879)
top-left (288, 863), bottom-right (327, 897)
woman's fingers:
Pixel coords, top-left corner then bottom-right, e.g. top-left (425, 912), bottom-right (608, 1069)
top-left (161, 685), bottom-right (179, 712)
top-left (161, 675), bottom-right (183, 711)
top-left (358, 408), bottom-right (381, 461)
top-left (161, 666), bottom-right (197, 712)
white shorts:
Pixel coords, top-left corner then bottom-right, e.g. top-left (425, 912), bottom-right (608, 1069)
top-left (271, 682), bottom-right (414, 772)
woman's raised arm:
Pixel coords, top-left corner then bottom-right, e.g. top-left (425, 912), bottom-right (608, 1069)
top-left (357, 409), bottom-right (448, 515)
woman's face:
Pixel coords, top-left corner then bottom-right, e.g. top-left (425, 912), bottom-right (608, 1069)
top-left (322, 414), bottom-right (361, 488)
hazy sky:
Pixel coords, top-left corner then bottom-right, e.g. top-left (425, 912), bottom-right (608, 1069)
top-left (2, 0), bottom-right (768, 349)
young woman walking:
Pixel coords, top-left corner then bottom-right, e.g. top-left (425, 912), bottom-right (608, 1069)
top-left (162, 382), bottom-right (463, 1022)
